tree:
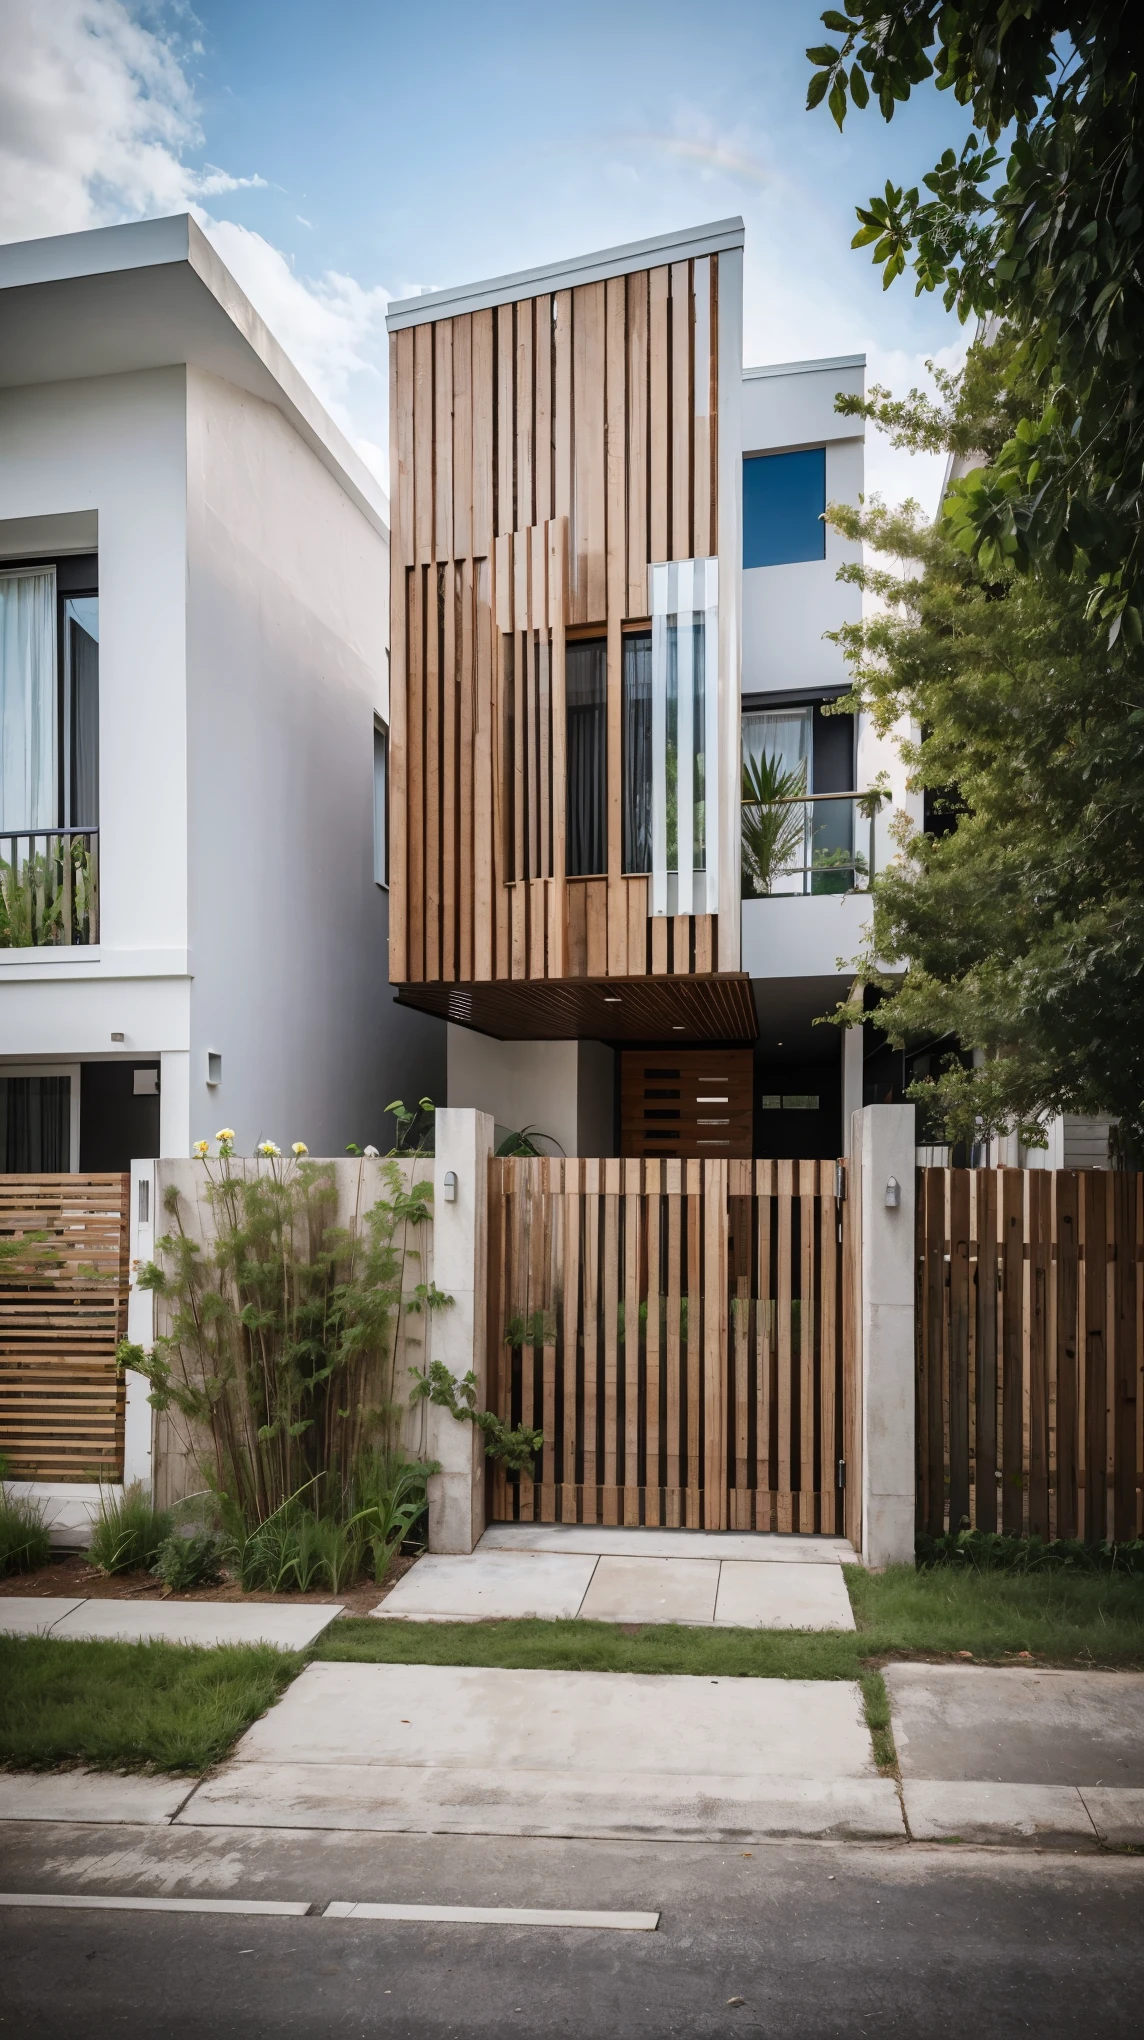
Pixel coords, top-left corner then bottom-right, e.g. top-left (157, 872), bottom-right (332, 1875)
top-left (828, 335), bottom-right (1144, 1151)
top-left (807, 5), bottom-right (1144, 641)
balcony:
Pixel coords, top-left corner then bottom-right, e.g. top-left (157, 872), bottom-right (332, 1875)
top-left (0, 830), bottom-right (99, 947)
top-left (740, 790), bottom-right (882, 983)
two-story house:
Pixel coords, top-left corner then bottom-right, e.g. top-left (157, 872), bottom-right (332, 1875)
top-left (383, 218), bottom-right (906, 1161)
top-left (0, 215), bottom-right (443, 1170)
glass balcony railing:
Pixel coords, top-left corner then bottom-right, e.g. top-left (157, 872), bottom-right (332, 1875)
top-left (741, 790), bottom-right (884, 900)
top-left (0, 829), bottom-right (100, 947)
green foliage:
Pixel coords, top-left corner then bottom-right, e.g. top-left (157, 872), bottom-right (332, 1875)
top-left (741, 751), bottom-right (808, 897)
top-left (917, 1530), bottom-right (1144, 1575)
top-left (347, 1449), bottom-right (435, 1583)
top-left (503, 1307), bottom-right (557, 1347)
top-left (87, 1483), bottom-right (174, 1576)
top-left (120, 1155), bottom-right (441, 1531)
top-left (494, 1126), bottom-right (565, 1158)
top-left (824, 337), bottom-right (1144, 1147)
top-left (409, 1359), bottom-right (544, 1473)
top-left (218, 1453), bottom-right (435, 1593)
top-left (150, 1529), bottom-right (226, 1591)
top-left (0, 1483), bottom-right (51, 1577)
top-left (385, 1097), bottom-right (437, 1156)
top-left (805, 3), bottom-right (1144, 638)
top-left (0, 837), bottom-right (96, 948)
top-left (0, 1636), bottom-right (298, 1774)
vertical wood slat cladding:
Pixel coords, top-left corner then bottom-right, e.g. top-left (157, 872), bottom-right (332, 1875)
top-left (488, 1157), bottom-right (852, 1533)
top-left (0, 1175), bottom-right (130, 1480)
top-left (916, 1168), bottom-right (1143, 1541)
top-left (389, 261), bottom-right (721, 990)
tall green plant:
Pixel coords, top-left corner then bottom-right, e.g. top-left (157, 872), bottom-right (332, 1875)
top-left (119, 1154), bottom-right (447, 1529)
top-left (741, 752), bottom-right (808, 897)
top-left (0, 838), bottom-right (95, 948)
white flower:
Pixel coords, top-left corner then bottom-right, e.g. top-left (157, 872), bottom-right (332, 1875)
top-left (291, 1141), bottom-right (309, 1156)
top-left (257, 1140), bottom-right (281, 1157)
top-left (216, 1128), bottom-right (235, 1143)
top-left (363, 1145), bottom-right (380, 1157)
top-left (193, 1139), bottom-right (210, 1157)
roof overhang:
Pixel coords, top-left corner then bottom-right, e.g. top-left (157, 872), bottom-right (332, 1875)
top-left (386, 218), bottom-right (746, 332)
top-left (0, 214), bottom-right (388, 538)
top-left (394, 972), bottom-right (758, 1045)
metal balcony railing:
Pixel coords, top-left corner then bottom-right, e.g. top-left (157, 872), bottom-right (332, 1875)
top-left (0, 829), bottom-right (100, 947)
top-left (741, 790), bottom-right (884, 899)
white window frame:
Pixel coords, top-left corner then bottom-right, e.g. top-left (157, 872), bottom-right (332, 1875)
top-left (0, 1061), bottom-right (81, 1171)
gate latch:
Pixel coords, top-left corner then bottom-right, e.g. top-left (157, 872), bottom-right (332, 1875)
top-left (837, 1458), bottom-right (847, 1490)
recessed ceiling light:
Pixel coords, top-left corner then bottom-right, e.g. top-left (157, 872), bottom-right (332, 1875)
top-left (603, 995), bottom-right (622, 1004)
top-left (673, 1024), bottom-right (686, 1031)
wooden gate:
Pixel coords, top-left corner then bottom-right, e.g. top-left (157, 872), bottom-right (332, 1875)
top-left (487, 1156), bottom-right (859, 1538)
top-left (917, 1167), bottom-right (1143, 1542)
top-left (0, 1173), bottom-right (130, 1480)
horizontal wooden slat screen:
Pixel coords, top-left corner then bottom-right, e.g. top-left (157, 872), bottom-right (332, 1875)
top-left (488, 1157), bottom-right (857, 1540)
top-left (0, 1174), bottom-right (129, 1481)
top-left (621, 1048), bottom-right (753, 1158)
top-left (390, 259), bottom-right (723, 997)
top-left (917, 1168), bottom-right (1143, 1542)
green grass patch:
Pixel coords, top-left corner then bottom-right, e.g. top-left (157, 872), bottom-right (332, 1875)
top-left (0, 1637), bottom-right (299, 1775)
top-left (847, 1562), bottom-right (1144, 1666)
top-left (310, 1616), bottom-right (867, 1678)
top-left (859, 1669), bottom-right (897, 1773)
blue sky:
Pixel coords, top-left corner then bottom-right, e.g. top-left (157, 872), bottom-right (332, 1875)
top-left (3, 0), bottom-right (974, 505)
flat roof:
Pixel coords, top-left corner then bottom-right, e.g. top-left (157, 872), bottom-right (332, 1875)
top-left (386, 218), bottom-right (746, 331)
top-left (744, 354), bottom-right (865, 380)
top-left (0, 214), bottom-right (388, 536)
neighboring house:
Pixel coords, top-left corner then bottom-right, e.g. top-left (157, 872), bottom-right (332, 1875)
top-left (0, 213), bottom-right (444, 1171)
top-left (383, 217), bottom-right (910, 1160)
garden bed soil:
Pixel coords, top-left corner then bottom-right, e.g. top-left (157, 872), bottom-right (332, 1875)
top-left (0, 1546), bottom-right (421, 1618)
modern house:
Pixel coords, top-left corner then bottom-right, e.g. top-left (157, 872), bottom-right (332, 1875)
top-left (383, 217), bottom-right (910, 1160)
top-left (0, 214), bottom-right (444, 1171)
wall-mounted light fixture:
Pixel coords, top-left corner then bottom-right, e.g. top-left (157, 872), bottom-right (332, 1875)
top-left (110, 1031), bottom-right (125, 1043)
top-left (443, 1170), bottom-right (457, 1203)
top-left (885, 1175), bottom-right (902, 1209)
top-left (206, 1051), bottom-right (222, 1087)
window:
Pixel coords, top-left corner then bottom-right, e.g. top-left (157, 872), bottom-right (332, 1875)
top-left (0, 555), bottom-right (98, 833)
top-left (0, 1068), bottom-right (77, 1170)
top-left (373, 719), bottom-right (388, 886)
top-left (565, 638), bottom-right (606, 877)
top-left (649, 558), bottom-right (719, 917)
top-left (743, 449), bottom-right (826, 569)
top-left (622, 631), bottom-right (652, 873)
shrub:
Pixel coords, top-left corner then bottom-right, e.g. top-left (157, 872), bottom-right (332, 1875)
top-left (916, 1529), bottom-right (1144, 1576)
top-left (87, 1483), bottom-right (174, 1575)
top-left (0, 1487), bottom-right (51, 1577)
top-left (348, 1450), bottom-right (433, 1583)
top-left (150, 1529), bottom-right (226, 1591)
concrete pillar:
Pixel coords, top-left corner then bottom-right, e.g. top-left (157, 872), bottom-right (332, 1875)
top-left (123, 1158), bottom-right (156, 1489)
top-left (842, 1010), bottom-right (864, 1156)
top-left (853, 1104), bottom-right (916, 1568)
top-left (425, 1107), bottom-right (495, 1553)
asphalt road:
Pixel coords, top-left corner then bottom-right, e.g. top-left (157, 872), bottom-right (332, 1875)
top-left (1, 1825), bottom-right (1141, 2037)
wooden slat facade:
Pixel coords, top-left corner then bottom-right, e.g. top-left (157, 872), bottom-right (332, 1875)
top-left (916, 1168), bottom-right (1143, 1541)
top-left (488, 1156), bottom-right (857, 1537)
top-left (0, 1174), bottom-right (130, 1480)
top-left (389, 255), bottom-right (746, 1026)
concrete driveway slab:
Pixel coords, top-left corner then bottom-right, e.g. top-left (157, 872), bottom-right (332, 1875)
top-left (227, 1661), bottom-right (877, 1777)
top-left (0, 1770), bottom-right (192, 1825)
top-left (46, 1602), bottom-right (342, 1652)
top-left (478, 1525), bottom-right (856, 1564)
top-left (372, 1551), bottom-right (597, 1622)
top-left (714, 1561), bottom-right (856, 1630)
top-left (886, 1666), bottom-right (1144, 1785)
top-left (903, 1780), bottom-right (1098, 1847)
top-left (577, 1556), bottom-right (718, 1624)
top-left (1079, 1787), bottom-right (1144, 1848)
top-left (0, 1598), bottom-right (84, 1637)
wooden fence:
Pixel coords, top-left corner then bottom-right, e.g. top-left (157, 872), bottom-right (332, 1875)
top-left (488, 1156), bottom-right (858, 1538)
top-left (0, 1174), bottom-right (129, 1480)
top-left (917, 1168), bottom-right (1143, 1542)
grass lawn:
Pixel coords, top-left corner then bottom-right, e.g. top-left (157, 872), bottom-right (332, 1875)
top-left (0, 1637), bottom-right (300, 1774)
top-left (2, 1562), bottom-right (1141, 1778)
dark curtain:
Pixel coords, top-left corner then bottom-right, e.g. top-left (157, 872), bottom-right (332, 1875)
top-left (69, 616), bottom-right (99, 828)
top-left (0, 1076), bottom-right (71, 1170)
top-left (622, 631), bottom-right (652, 873)
top-left (565, 639), bottom-right (606, 876)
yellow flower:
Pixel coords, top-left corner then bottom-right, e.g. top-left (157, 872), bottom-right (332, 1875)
top-left (193, 1139), bottom-right (210, 1157)
top-left (257, 1140), bottom-right (281, 1157)
top-left (291, 1141), bottom-right (309, 1156)
top-left (216, 1128), bottom-right (235, 1143)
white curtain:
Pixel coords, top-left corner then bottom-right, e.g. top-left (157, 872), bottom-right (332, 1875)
top-left (0, 569), bottom-right (57, 833)
top-left (741, 708), bottom-right (811, 784)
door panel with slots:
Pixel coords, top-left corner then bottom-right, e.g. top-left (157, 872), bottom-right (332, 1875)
top-left (621, 1048), bottom-right (753, 1158)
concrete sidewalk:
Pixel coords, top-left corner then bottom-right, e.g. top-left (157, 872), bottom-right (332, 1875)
top-left (0, 1598), bottom-right (342, 1651)
top-left (374, 1525), bottom-right (858, 1630)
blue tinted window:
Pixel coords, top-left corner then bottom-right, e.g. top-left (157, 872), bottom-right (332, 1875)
top-left (743, 448), bottom-right (826, 568)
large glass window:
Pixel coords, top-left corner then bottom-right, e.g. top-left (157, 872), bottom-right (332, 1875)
top-left (565, 638), bottom-right (607, 877)
top-left (65, 596), bottom-right (99, 827)
top-left (743, 449), bottom-right (826, 569)
top-left (649, 558), bottom-right (719, 917)
top-left (0, 1073), bottom-right (72, 1170)
top-left (622, 631), bottom-right (652, 873)
top-left (0, 569), bottom-right (57, 832)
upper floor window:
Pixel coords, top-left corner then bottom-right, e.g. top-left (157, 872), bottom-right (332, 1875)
top-left (565, 638), bottom-right (607, 877)
top-left (0, 555), bottom-right (99, 833)
top-left (743, 449), bottom-right (826, 568)
top-left (373, 718), bottom-right (388, 886)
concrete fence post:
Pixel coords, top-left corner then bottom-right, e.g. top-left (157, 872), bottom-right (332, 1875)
top-left (123, 1158), bottom-right (156, 1491)
top-left (853, 1104), bottom-right (916, 1569)
top-left (426, 1108), bottom-right (495, 1553)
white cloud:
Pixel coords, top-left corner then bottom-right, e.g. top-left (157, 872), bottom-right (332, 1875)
top-left (0, 0), bottom-right (391, 481)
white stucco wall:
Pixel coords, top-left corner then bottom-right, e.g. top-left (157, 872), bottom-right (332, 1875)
top-left (446, 1026), bottom-right (616, 1157)
top-left (0, 367), bottom-right (192, 1067)
top-left (183, 368), bottom-right (443, 1156)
